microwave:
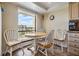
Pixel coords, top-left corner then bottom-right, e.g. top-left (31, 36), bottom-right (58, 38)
top-left (69, 20), bottom-right (79, 31)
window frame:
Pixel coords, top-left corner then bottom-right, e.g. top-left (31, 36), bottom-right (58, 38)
top-left (18, 12), bottom-right (36, 33)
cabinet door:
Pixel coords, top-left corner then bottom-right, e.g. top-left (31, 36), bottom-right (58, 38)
top-left (72, 3), bottom-right (79, 19)
top-left (68, 46), bottom-right (79, 56)
top-left (69, 3), bottom-right (79, 20)
top-left (69, 3), bottom-right (72, 20)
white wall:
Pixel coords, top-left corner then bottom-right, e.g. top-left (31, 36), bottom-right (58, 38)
top-left (43, 4), bottom-right (69, 33)
top-left (2, 3), bottom-right (18, 53)
top-left (0, 3), bottom-right (2, 56)
top-left (36, 14), bottom-right (44, 32)
top-left (2, 3), bottom-right (18, 30)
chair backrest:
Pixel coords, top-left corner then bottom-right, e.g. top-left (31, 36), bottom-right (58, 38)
top-left (55, 29), bottom-right (67, 40)
top-left (4, 29), bottom-right (18, 42)
top-left (45, 30), bottom-right (54, 43)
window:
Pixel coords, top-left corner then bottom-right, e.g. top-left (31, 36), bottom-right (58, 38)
top-left (18, 13), bottom-right (35, 37)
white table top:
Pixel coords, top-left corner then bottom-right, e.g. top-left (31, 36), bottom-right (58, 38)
top-left (25, 32), bottom-right (47, 37)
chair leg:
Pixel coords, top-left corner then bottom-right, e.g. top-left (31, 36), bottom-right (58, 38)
top-left (61, 43), bottom-right (63, 52)
top-left (37, 44), bottom-right (39, 51)
top-left (22, 47), bottom-right (24, 56)
top-left (45, 49), bottom-right (48, 56)
top-left (51, 46), bottom-right (54, 55)
top-left (10, 47), bottom-right (12, 56)
top-left (6, 46), bottom-right (9, 54)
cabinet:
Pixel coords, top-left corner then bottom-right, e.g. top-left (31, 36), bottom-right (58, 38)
top-left (68, 32), bottom-right (79, 55)
top-left (69, 3), bottom-right (79, 20)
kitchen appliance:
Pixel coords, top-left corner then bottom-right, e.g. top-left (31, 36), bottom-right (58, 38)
top-left (69, 20), bottom-right (79, 31)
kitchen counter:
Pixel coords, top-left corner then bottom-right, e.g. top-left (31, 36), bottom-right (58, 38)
top-left (68, 31), bottom-right (79, 33)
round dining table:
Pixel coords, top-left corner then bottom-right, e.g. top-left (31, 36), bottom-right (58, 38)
top-left (25, 32), bottom-right (47, 55)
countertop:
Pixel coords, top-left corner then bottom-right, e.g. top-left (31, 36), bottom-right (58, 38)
top-left (68, 31), bottom-right (79, 33)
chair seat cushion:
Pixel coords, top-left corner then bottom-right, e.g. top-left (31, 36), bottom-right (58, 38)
top-left (19, 37), bottom-right (33, 42)
top-left (38, 36), bottom-right (46, 39)
top-left (7, 37), bottom-right (33, 46)
top-left (7, 40), bottom-right (21, 46)
top-left (38, 42), bottom-right (53, 48)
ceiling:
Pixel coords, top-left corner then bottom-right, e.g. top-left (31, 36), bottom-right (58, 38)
top-left (12, 2), bottom-right (68, 14)
top-left (34, 2), bottom-right (65, 10)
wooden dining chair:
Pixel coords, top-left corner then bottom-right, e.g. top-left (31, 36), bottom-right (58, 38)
top-left (37, 30), bottom-right (54, 56)
top-left (4, 29), bottom-right (20, 55)
top-left (4, 29), bottom-right (33, 56)
top-left (53, 29), bottom-right (68, 55)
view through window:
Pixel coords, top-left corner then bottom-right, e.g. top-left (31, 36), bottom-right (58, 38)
top-left (18, 13), bottom-right (35, 37)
